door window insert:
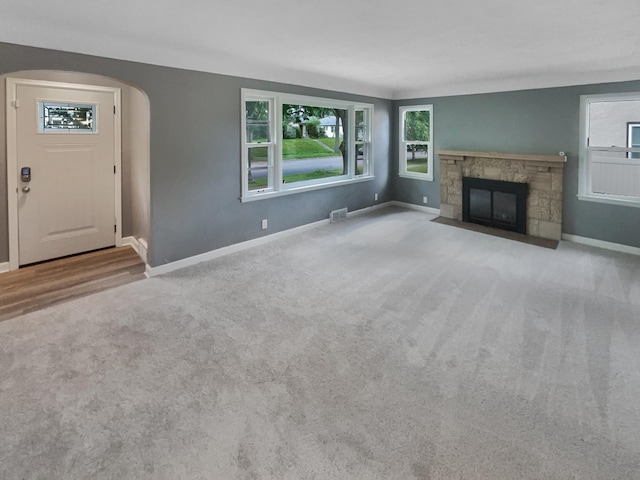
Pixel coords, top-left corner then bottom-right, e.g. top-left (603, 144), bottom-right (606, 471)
top-left (38, 102), bottom-right (96, 133)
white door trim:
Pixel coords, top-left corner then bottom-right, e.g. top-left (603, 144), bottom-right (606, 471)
top-left (5, 77), bottom-right (122, 271)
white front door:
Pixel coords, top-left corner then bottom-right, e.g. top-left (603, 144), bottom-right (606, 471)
top-left (8, 79), bottom-right (120, 266)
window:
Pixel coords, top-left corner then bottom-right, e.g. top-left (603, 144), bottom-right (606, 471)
top-left (399, 105), bottom-right (433, 181)
top-left (245, 98), bottom-right (274, 192)
top-left (38, 102), bottom-right (96, 133)
top-left (628, 123), bottom-right (640, 159)
top-left (355, 109), bottom-right (370, 176)
top-left (579, 93), bottom-right (640, 206)
top-left (241, 89), bottom-right (373, 201)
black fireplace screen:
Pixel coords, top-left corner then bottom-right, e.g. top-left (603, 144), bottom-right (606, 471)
top-left (463, 177), bottom-right (527, 234)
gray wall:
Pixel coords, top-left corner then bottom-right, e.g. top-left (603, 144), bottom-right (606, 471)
top-left (393, 83), bottom-right (640, 248)
top-left (0, 42), bottom-right (391, 267)
top-left (2, 40), bottom-right (637, 266)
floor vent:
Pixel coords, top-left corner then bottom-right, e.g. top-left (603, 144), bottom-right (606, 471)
top-left (330, 208), bottom-right (348, 223)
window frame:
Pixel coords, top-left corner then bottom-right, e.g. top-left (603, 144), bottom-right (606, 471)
top-left (241, 89), bottom-right (374, 202)
top-left (627, 122), bottom-right (640, 159)
top-left (579, 92), bottom-right (640, 208)
top-left (354, 108), bottom-right (372, 177)
top-left (244, 96), bottom-right (276, 194)
top-left (398, 104), bottom-right (434, 181)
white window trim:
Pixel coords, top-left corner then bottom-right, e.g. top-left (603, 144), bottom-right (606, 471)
top-left (244, 94), bottom-right (276, 194)
top-left (628, 123), bottom-right (640, 158)
top-left (579, 92), bottom-right (640, 208)
top-left (398, 104), bottom-right (433, 181)
top-left (241, 89), bottom-right (374, 202)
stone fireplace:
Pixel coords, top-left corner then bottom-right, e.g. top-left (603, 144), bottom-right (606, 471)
top-left (438, 150), bottom-right (567, 240)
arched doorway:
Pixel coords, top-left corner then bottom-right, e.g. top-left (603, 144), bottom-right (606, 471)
top-left (2, 70), bottom-right (150, 270)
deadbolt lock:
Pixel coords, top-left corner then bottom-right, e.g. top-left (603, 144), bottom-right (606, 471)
top-left (21, 167), bottom-right (31, 182)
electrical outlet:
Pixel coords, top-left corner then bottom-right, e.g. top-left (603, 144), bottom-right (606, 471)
top-left (423, 196), bottom-right (428, 204)
top-left (261, 219), bottom-right (268, 230)
top-left (374, 193), bottom-right (378, 201)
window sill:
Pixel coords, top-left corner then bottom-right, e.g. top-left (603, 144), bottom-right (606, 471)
top-left (578, 193), bottom-right (640, 208)
top-left (398, 172), bottom-right (434, 182)
top-left (241, 175), bottom-right (375, 203)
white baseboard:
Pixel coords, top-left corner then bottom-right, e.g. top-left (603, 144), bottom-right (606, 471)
top-left (390, 201), bottom-right (440, 216)
top-left (0, 262), bottom-right (9, 274)
top-left (562, 233), bottom-right (640, 256)
top-left (122, 236), bottom-right (139, 250)
top-left (138, 238), bottom-right (148, 266)
top-left (146, 201), bottom-right (444, 277)
top-left (122, 236), bottom-right (149, 265)
top-left (348, 201), bottom-right (394, 217)
top-left (147, 218), bottom-right (330, 277)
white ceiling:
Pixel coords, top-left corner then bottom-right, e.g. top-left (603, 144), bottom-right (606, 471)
top-left (1, 0), bottom-right (640, 99)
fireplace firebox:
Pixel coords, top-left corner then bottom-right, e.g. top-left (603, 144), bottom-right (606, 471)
top-left (462, 177), bottom-right (527, 234)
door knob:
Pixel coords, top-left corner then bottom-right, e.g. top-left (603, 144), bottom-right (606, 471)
top-left (22, 186), bottom-right (31, 193)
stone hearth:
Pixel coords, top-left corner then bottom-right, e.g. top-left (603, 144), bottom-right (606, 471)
top-left (438, 150), bottom-right (567, 240)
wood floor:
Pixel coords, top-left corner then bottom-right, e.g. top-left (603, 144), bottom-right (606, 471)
top-left (0, 246), bottom-right (146, 322)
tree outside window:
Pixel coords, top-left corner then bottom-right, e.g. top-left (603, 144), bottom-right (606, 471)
top-left (399, 105), bottom-right (433, 181)
top-left (241, 90), bottom-right (373, 201)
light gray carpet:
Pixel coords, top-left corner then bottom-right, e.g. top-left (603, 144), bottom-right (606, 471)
top-left (2, 206), bottom-right (640, 479)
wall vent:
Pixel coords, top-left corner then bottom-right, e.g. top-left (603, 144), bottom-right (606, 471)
top-left (329, 207), bottom-right (348, 223)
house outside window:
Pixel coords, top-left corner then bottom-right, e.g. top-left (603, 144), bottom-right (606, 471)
top-left (241, 89), bottom-right (373, 201)
top-left (579, 93), bottom-right (640, 206)
top-left (399, 105), bottom-right (433, 181)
